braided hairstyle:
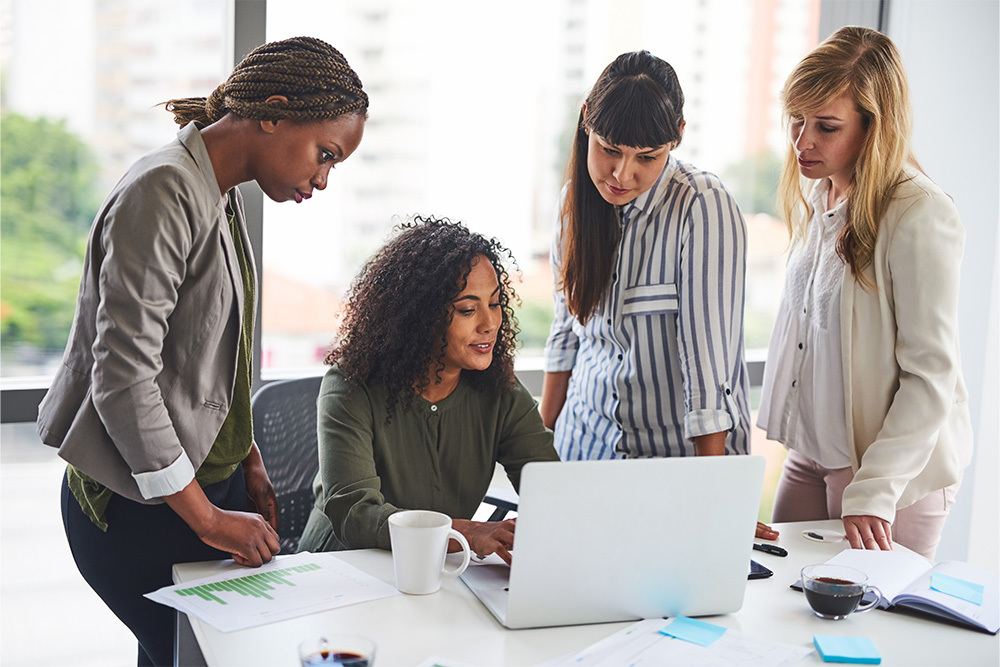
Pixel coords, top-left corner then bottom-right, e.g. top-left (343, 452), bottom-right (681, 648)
top-left (165, 36), bottom-right (368, 127)
top-left (327, 215), bottom-right (521, 418)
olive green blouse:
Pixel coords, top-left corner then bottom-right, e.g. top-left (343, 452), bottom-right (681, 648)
top-left (298, 366), bottom-right (559, 552)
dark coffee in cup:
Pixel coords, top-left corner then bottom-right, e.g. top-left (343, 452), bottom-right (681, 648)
top-left (301, 649), bottom-right (370, 666)
top-left (801, 565), bottom-right (883, 620)
top-left (804, 577), bottom-right (865, 617)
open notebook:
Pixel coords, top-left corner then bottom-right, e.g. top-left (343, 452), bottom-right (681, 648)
top-left (812, 549), bottom-right (999, 634)
top-left (461, 456), bottom-right (766, 629)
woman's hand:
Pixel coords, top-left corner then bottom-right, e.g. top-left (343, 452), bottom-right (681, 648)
top-left (755, 521), bottom-right (779, 540)
top-left (451, 518), bottom-right (517, 565)
top-left (844, 515), bottom-right (893, 552)
top-left (198, 508), bottom-right (282, 567)
top-left (165, 479), bottom-right (281, 567)
top-left (540, 371), bottom-right (571, 430)
top-left (243, 442), bottom-right (279, 533)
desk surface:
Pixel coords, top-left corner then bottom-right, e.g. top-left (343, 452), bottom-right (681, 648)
top-left (173, 520), bottom-right (998, 666)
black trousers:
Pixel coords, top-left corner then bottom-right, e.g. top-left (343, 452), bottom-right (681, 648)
top-left (61, 467), bottom-right (248, 667)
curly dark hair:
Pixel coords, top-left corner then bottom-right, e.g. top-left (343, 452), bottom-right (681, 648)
top-left (326, 215), bottom-right (521, 416)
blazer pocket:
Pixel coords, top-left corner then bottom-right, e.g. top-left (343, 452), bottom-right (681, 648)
top-left (621, 283), bottom-right (678, 316)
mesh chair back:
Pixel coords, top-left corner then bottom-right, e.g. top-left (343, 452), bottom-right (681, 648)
top-left (251, 375), bottom-right (323, 553)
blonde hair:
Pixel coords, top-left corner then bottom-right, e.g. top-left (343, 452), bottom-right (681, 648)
top-left (164, 36), bottom-right (367, 127)
top-left (777, 26), bottom-right (917, 289)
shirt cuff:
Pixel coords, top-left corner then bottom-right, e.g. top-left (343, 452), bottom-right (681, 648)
top-left (132, 450), bottom-right (196, 500)
top-left (543, 346), bottom-right (578, 372)
top-left (684, 408), bottom-right (735, 440)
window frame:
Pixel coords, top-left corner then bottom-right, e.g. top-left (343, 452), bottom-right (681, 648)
top-left (0, 0), bottom-right (883, 423)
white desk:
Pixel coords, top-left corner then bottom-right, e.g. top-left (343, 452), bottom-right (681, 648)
top-left (173, 520), bottom-right (998, 666)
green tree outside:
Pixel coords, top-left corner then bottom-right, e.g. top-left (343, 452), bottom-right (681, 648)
top-left (1, 113), bottom-right (100, 362)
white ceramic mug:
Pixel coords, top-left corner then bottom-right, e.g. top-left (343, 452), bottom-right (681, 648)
top-left (388, 510), bottom-right (471, 594)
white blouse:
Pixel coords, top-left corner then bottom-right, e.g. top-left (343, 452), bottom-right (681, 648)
top-left (757, 179), bottom-right (851, 469)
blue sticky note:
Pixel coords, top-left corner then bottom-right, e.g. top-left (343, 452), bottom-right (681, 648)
top-left (930, 572), bottom-right (985, 605)
top-left (659, 617), bottom-right (727, 647)
top-left (813, 636), bottom-right (881, 664)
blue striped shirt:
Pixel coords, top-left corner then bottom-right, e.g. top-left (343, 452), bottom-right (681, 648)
top-left (544, 156), bottom-right (751, 460)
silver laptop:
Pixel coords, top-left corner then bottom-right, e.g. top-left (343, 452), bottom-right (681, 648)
top-left (460, 456), bottom-right (765, 629)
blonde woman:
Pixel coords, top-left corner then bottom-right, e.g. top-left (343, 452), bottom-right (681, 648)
top-left (758, 26), bottom-right (971, 560)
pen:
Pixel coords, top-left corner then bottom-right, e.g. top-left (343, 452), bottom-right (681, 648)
top-left (753, 543), bottom-right (788, 557)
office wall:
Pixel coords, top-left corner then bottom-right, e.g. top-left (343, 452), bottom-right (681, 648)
top-left (885, 0), bottom-right (1000, 568)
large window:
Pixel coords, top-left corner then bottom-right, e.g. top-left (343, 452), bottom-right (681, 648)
top-left (0, 0), bottom-right (229, 382)
top-left (1, 0), bottom-right (821, 409)
top-left (259, 0), bottom-right (820, 378)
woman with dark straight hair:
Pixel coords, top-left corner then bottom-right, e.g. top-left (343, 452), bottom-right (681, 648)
top-left (542, 51), bottom-right (774, 539)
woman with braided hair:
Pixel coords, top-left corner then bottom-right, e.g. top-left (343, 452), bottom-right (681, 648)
top-left (298, 216), bottom-right (559, 562)
top-left (37, 36), bottom-right (367, 666)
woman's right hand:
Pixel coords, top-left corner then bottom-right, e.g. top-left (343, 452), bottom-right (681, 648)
top-left (196, 507), bottom-right (281, 567)
top-left (165, 479), bottom-right (281, 567)
top-left (451, 518), bottom-right (517, 565)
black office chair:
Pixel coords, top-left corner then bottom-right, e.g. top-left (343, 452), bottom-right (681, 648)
top-left (482, 487), bottom-right (519, 521)
top-left (250, 375), bottom-right (324, 553)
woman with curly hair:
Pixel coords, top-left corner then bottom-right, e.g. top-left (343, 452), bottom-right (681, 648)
top-left (298, 216), bottom-right (558, 562)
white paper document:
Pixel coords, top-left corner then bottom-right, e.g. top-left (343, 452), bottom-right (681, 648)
top-left (546, 618), bottom-right (813, 667)
top-left (146, 552), bottom-right (399, 632)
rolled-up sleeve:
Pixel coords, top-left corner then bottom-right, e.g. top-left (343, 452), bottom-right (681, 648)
top-left (677, 186), bottom-right (747, 440)
top-left (91, 168), bottom-right (197, 498)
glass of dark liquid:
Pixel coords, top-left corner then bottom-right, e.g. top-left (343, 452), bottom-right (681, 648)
top-left (299, 635), bottom-right (375, 666)
top-left (801, 564), bottom-right (883, 620)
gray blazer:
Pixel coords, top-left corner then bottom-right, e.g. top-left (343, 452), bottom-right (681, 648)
top-left (37, 123), bottom-right (256, 504)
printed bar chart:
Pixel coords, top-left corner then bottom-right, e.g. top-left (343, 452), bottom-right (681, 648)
top-left (147, 553), bottom-right (399, 632)
top-left (175, 563), bottom-right (322, 604)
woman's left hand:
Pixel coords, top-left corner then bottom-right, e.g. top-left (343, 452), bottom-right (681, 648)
top-left (451, 518), bottom-right (517, 565)
top-left (243, 442), bottom-right (280, 533)
top-left (755, 521), bottom-right (779, 540)
top-left (843, 515), bottom-right (893, 552)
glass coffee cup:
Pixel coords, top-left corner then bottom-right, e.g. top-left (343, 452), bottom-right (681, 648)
top-left (801, 564), bottom-right (883, 620)
top-left (298, 634), bottom-right (375, 666)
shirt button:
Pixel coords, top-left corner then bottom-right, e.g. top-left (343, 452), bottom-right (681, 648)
top-left (612, 393), bottom-right (618, 400)
top-left (430, 405), bottom-right (438, 412)
top-left (606, 318), bottom-right (612, 325)
top-left (791, 380), bottom-right (797, 388)
top-left (617, 354), bottom-right (623, 360)
top-left (798, 343), bottom-right (803, 350)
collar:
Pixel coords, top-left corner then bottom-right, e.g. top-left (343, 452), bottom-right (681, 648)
top-left (177, 122), bottom-right (226, 213)
top-left (809, 178), bottom-right (848, 228)
top-left (619, 154), bottom-right (679, 221)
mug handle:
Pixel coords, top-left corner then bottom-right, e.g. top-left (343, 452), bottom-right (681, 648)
top-left (855, 585), bottom-right (884, 614)
top-left (441, 529), bottom-right (471, 579)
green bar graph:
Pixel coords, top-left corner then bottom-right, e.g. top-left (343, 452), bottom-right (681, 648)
top-left (173, 563), bottom-right (324, 607)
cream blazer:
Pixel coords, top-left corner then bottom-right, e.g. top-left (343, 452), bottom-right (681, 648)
top-left (839, 166), bottom-right (972, 522)
top-left (36, 123), bottom-right (254, 504)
